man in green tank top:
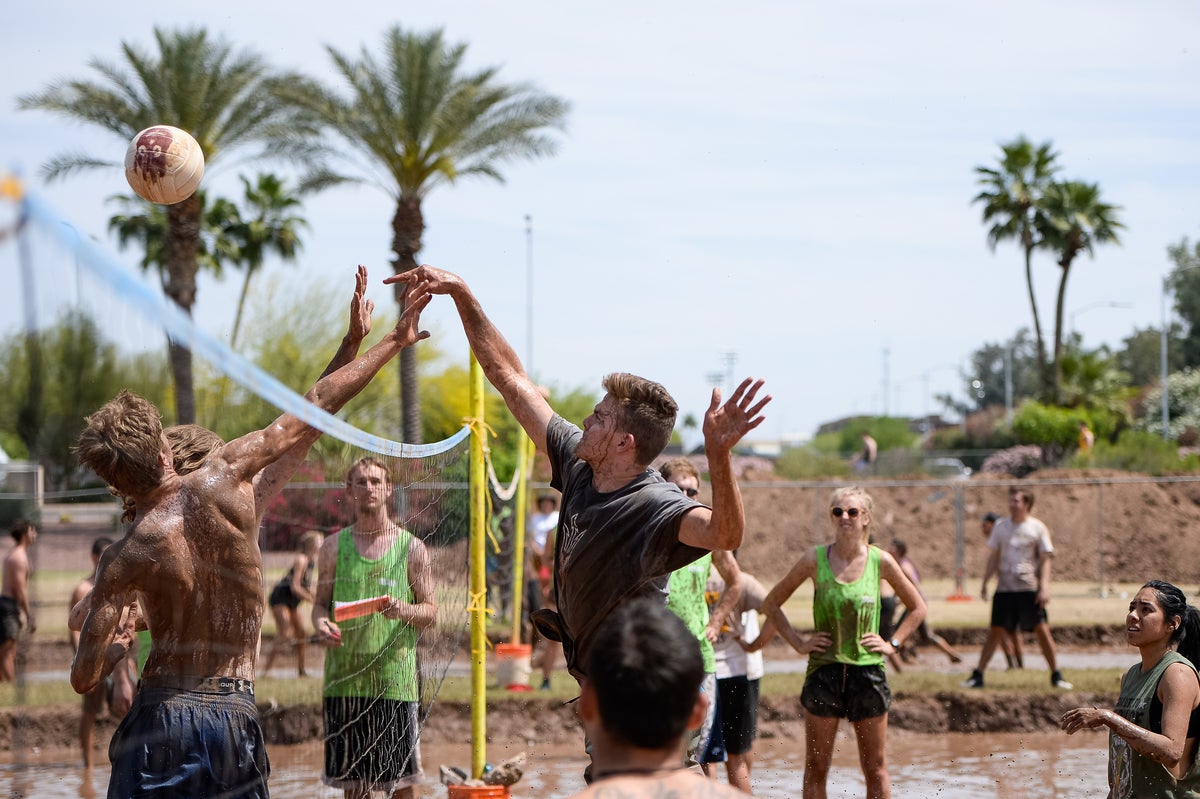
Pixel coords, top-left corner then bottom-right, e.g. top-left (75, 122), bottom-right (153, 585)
top-left (314, 457), bottom-right (437, 799)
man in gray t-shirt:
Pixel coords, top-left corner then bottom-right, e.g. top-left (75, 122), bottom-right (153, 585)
top-left (962, 487), bottom-right (1070, 690)
top-left (390, 265), bottom-right (770, 684)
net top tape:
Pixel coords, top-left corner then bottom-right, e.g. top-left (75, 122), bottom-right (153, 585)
top-left (22, 193), bottom-right (469, 459)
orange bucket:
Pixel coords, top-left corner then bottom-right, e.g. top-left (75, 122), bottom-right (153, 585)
top-left (446, 785), bottom-right (510, 798)
top-left (494, 642), bottom-right (532, 690)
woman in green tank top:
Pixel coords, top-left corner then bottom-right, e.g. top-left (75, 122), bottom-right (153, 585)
top-left (1062, 580), bottom-right (1200, 798)
top-left (743, 486), bottom-right (927, 799)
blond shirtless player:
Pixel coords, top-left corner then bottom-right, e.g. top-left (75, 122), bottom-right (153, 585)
top-left (71, 275), bottom-right (430, 798)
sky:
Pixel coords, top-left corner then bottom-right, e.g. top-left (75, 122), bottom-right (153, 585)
top-left (3, 2), bottom-right (1199, 445)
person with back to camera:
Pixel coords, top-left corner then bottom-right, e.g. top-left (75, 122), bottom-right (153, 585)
top-left (743, 485), bottom-right (926, 799)
top-left (566, 597), bottom-right (744, 799)
top-left (0, 519), bottom-right (37, 683)
top-left (1062, 580), bottom-right (1200, 797)
top-left (963, 488), bottom-right (1071, 689)
top-left (262, 529), bottom-right (324, 677)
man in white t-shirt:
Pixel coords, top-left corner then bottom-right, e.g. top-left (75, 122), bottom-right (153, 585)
top-left (963, 487), bottom-right (1071, 690)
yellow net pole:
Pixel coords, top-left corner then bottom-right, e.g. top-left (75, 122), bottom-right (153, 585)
top-left (469, 353), bottom-right (488, 778)
top-left (509, 433), bottom-right (531, 644)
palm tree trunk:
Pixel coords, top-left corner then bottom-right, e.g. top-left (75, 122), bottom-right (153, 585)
top-left (164, 195), bottom-right (202, 424)
top-left (1052, 250), bottom-right (1078, 406)
top-left (230, 267), bottom-right (257, 352)
top-left (1023, 241), bottom-right (1051, 401)
top-left (392, 196), bottom-right (426, 443)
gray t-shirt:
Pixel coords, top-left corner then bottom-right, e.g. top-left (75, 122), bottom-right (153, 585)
top-left (988, 515), bottom-right (1054, 593)
top-left (546, 415), bottom-right (706, 678)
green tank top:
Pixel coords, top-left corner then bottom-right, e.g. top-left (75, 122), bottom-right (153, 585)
top-left (1110, 651), bottom-right (1200, 799)
top-left (806, 544), bottom-right (883, 677)
top-left (667, 553), bottom-right (715, 673)
top-left (324, 527), bottom-right (419, 702)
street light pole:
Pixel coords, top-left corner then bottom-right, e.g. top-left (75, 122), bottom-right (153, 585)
top-left (1162, 278), bottom-right (1170, 440)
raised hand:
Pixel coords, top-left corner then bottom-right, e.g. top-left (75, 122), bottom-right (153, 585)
top-left (393, 278), bottom-right (432, 348)
top-left (703, 378), bottom-right (772, 453)
top-left (384, 264), bottom-right (464, 297)
top-left (347, 265), bottom-right (374, 343)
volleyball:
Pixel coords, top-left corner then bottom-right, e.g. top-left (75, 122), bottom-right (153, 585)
top-left (123, 125), bottom-right (205, 205)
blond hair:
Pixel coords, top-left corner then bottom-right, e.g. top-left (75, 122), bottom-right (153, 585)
top-left (830, 485), bottom-right (874, 537)
top-left (75, 390), bottom-right (164, 499)
top-left (165, 424), bottom-right (224, 476)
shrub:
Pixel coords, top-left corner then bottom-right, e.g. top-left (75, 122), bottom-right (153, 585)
top-left (981, 445), bottom-right (1044, 478)
top-left (775, 447), bottom-right (851, 479)
top-left (1066, 430), bottom-right (1200, 475)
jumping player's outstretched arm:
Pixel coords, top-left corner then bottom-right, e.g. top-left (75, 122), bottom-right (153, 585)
top-left (387, 265), bottom-right (554, 452)
top-left (254, 265), bottom-right (376, 513)
top-left (677, 379), bottom-right (771, 552)
top-left (220, 277), bottom-right (431, 490)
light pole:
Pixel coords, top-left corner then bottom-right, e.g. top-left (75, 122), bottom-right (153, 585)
top-left (1069, 300), bottom-right (1133, 341)
top-left (524, 214), bottom-right (533, 370)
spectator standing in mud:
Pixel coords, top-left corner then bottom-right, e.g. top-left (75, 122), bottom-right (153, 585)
top-left (313, 456), bottom-right (437, 799)
top-left (1062, 580), bottom-right (1200, 797)
top-left (744, 485), bottom-right (926, 799)
top-left (528, 494), bottom-right (560, 690)
top-left (660, 456), bottom-right (743, 776)
top-left (980, 511), bottom-right (1023, 669)
top-left (262, 529), bottom-right (324, 677)
top-left (567, 598), bottom-right (744, 799)
top-left (709, 552), bottom-right (766, 794)
top-left (964, 488), bottom-right (1071, 689)
top-left (888, 539), bottom-right (962, 665)
top-left (0, 519), bottom-right (36, 682)
top-left (70, 536), bottom-right (136, 769)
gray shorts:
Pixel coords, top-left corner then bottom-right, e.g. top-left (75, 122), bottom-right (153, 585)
top-left (801, 663), bottom-right (891, 722)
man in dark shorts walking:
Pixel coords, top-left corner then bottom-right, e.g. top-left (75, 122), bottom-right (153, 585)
top-left (963, 487), bottom-right (1071, 689)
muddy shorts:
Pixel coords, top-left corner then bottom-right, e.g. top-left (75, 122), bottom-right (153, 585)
top-left (991, 590), bottom-right (1048, 633)
top-left (0, 596), bottom-right (19, 642)
top-left (323, 696), bottom-right (421, 793)
top-left (108, 684), bottom-right (268, 799)
top-left (801, 663), bottom-right (891, 722)
top-left (718, 675), bottom-right (760, 755)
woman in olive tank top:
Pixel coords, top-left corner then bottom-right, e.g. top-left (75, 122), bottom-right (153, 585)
top-left (1062, 580), bottom-right (1200, 798)
top-left (744, 486), bottom-right (927, 799)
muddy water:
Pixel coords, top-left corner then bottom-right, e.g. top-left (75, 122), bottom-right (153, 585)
top-left (3, 729), bottom-right (1106, 798)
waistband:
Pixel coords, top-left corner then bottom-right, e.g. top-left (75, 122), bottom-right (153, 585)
top-left (138, 675), bottom-right (255, 696)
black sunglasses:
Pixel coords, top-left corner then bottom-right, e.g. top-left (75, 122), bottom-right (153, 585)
top-left (831, 506), bottom-right (862, 518)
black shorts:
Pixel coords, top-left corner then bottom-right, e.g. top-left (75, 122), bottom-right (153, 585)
top-left (801, 663), bottom-right (891, 722)
top-left (268, 583), bottom-right (301, 610)
top-left (717, 675), bottom-right (759, 755)
top-left (990, 591), bottom-right (1047, 633)
top-left (0, 596), bottom-right (20, 642)
top-left (324, 696), bottom-right (421, 793)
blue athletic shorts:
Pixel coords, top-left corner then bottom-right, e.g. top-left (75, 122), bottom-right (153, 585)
top-left (108, 685), bottom-right (268, 799)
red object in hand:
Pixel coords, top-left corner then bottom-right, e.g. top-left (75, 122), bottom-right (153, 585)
top-left (333, 596), bottom-right (389, 622)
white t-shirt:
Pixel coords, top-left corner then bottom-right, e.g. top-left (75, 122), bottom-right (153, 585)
top-left (709, 572), bottom-right (766, 681)
top-left (988, 515), bottom-right (1054, 593)
top-left (529, 510), bottom-right (559, 553)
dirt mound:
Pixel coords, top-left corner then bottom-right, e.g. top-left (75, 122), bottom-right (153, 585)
top-left (736, 471), bottom-right (1200, 586)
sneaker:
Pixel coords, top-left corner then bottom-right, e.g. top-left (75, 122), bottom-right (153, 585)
top-left (1051, 671), bottom-right (1073, 690)
top-left (961, 669), bottom-right (984, 689)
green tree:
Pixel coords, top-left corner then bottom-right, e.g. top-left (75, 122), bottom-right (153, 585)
top-left (963, 328), bottom-right (1041, 413)
top-left (0, 311), bottom-right (171, 491)
top-left (19, 27), bottom-right (313, 423)
top-left (1166, 238), bottom-right (1200, 368)
top-left (973, 136), bottom-right (1060, 398)
top-left (1036, 180), bottom-right (1124, 401)
top-left (220, 173), bottom-right (308, 349)
top-left (1116, 325), bottom-right (1182, 388)
top-left (279, 25), bottom-right (570, 442)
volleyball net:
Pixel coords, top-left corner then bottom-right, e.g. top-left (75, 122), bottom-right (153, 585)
top-left (0, 180), bottom-right (482, 790)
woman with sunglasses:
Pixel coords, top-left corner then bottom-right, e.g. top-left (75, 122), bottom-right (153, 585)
top-left (743, 486), bottom-right (925, 799)
top-left (1061, 581), bottom-right (1200, 798)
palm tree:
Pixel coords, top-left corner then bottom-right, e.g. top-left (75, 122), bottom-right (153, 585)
top-left (1036, 180), bottom-right (1124, 401)
top-left (973, 137), bottom-right (1060, 400)
top-left (278, 25), bottom-right (570, 442)
top-left (220, 173), bottom-right (307, 350)
top-left (18, 27), bottom-right (314, 423)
